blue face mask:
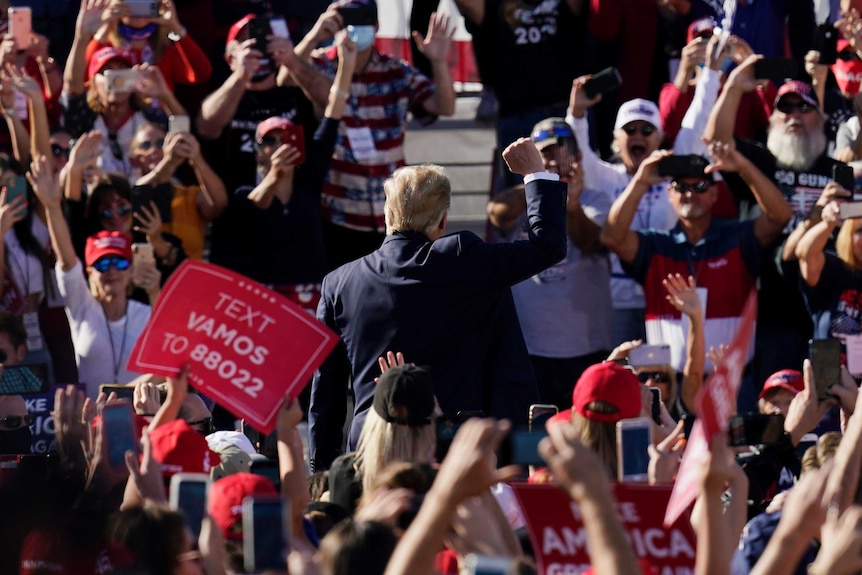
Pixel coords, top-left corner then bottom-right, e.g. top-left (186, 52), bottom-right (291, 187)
top-left (347, 25), bottom-right (375, 51)
top-left (697, 57), bottom-right (734, 73)
top-left (118, 22), bottom-right (158, 42)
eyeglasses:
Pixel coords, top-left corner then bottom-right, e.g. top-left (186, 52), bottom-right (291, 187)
top-left (532, 126), bottom-right (574, 145)
top-left (621, 124), bottom-right (657, 137)
top-left (51, 144), bottom-right (70, 158)
top-left (0, 414), bottom-right (34, 430)
top-left (776, 101), bottom-right (816, 115)
top-left (188, 416), bottom-right (214, 435)
top-left (257, 134), bottom-right (281, 148)
top-left (100, 206), bottom-right (132, 220)
top-left (670, 180), bottom-right (711, 194)
top-left (92, 256), bottom-right (130, 273)
top-left (137, 138), bottom-right (164, 151)
top-left (637, 372), bottom-right (670, 384)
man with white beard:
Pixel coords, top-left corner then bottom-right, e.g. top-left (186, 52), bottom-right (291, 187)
top-left (705, 54), bottom-right (850, 404)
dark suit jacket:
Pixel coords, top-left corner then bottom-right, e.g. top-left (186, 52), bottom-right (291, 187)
top-left (308, 177), bottom-right (568, 470)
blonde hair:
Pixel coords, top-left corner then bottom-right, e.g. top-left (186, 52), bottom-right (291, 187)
top-left (836, 218), bottom-right (862, 271)
top-left (383, 165), bottom-right (450, 236)
top-left (353, 409), bottom-right (436, 497)
top-left (571, 402), bottom-right (618, 478)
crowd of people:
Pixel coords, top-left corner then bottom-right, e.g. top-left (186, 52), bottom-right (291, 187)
top-left (2, 0), bottom-right (862, 573)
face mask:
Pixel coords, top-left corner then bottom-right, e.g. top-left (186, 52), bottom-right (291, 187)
top-left (698, 58), bottom-right (733, 73)
top-left (250, 58), bottom-right (274, 83)
top-left (0, 426), bottom-right (31, 455)
top-left (832, 58), bottom-right (862, 96)
top-left (118, 22), bottom-right (158, 42)
top-left (347, 25), bottom-right (375, 51)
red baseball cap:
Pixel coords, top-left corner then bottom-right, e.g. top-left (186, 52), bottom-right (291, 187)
top-left (687, 17), bottom-right (717, 43)
top-left (775, 80), bottom-right (819, 108)
top-left (759, 369), bottom-right (804, 400)
top-left (208, 472), bottom-right (277, 541)
top-left (84, 231), bottom-right (133, 267)
top-left (255, 116), bottom-right (295, 142)
top-left (227, 13), bottom-right (256, 47)
top-left (546, 409), bottom-right (572, 428)
top-left (149, 419), bottom-right (221, 477)
top-left (572, 362), bottom-right (642, 423)
top-left (87, 46), bottom-right (133, 82)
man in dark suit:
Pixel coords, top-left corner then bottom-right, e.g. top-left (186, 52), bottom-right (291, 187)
top-left (308, 138), bottom-right (568, 471)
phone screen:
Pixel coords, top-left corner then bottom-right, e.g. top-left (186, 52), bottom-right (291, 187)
top-left (619, 424), bottom-right (651, 480)
top-left (250, 459), bottom-right (281, 490)
top-left (810, 339), bottom-right (841, 400)
top-left (500, 430), bottom-right (547, 467)
top-left (177, 481), bottom-right (208, 539)
top-left (244, 497), bottom-right (286, 572)
top-left (101, 403), bottom-right (137, 469)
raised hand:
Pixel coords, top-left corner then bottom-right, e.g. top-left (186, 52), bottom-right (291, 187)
top-left (568, 75), bottom-right (602, 118)
top-left (335, 29), bottom-right (358, 73)
top-left (132, 201), bottom-right (164, 241)
top-left (26, 155), bottom-right (60, 207)
top-left (725, 53), bottom-right (767, 93)
top-left (153, 0), bottom-right (184, 37)
top-left (268, 143), bottom-right (302, 176)
top-left (133, 380), bottom-right (161, 416)
top-left (76, 0), bottom-right (116, 39)
top-left (704, 138), bottom-right (744, 174)
top-left (663, 273), bottom-right (701, 319)
top-left (5, 63), bottom-right (42, 100)
top-left (0, 188), bottom-right (26, 234)
top-left (502, 137), bottom-right (544, 176)
top-left (135, 64), bottom-right (169, 100)
top-left (413, 12), bottom-right (453, 63)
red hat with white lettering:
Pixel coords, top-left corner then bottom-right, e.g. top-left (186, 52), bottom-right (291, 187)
top-left (686, 17), bottom-right (717, 43)
top-left (572, 362), bottom-right (642, 423)
top-left (775, 80), bottom-right (819, 108)
top-left (84, 231), bottom-right (133, 267)
top-left (208, 472), bottom-right (277, 541)
top-left (226, 14), bottom-right (255, 47)
top-left (149, 419), bottom-right (221, 477)
top-left (759, 369), bottom-right (804, 400)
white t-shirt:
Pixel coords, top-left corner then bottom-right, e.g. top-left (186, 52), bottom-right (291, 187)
top-left (56, 260), bottom-right (150, 397)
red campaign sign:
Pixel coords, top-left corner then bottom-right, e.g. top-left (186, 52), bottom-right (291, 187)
top-left (664, 290), bottom-right (757, 527)
top-left (513, 483), bottom-right (696, 575)
top-left (126, 261), bottom-right (338, 434)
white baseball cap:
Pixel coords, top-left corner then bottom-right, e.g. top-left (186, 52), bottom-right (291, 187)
top-left (614, 98), bottom-right (663, 132)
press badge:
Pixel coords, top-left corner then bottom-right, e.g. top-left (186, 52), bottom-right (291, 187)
top-left (346, 126), bottom-right (378, 160)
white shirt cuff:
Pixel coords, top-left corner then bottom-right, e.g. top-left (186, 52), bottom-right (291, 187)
top-left (524, 172), bottom-right (560, 184)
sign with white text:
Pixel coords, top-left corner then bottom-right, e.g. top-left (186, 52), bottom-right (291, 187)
top-left (127, 262), bottom-right (338, 433)
top-left (513, 483), bottom-right (696, 575)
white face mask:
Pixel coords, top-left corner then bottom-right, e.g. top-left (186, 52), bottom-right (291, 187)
top-left (347, 25), bottom-right (375, 51)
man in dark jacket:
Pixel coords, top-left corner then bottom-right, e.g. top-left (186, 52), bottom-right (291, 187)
top-left (308, 137), bottom-right (568, 470)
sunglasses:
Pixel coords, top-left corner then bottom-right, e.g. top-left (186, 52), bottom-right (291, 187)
top-left (51, 143), bottom-right (70, 158)
top-left (100, 206), bottom-right (132, 220)
top-left (621, 124), bottom-right (657, 137)
top-left (137, 138), bottom-right (164, 151)
top-left (637, 371), bottom-right (670, 384)
top-left (92, 256), bottom-right (130, 273)
top-left (776, 101), bottom-right (816, 115)
top-left (0, 414), bottom-right (34, 430)
top-left (188, 416), bottom-right (214, 435)
top-left (838, 50), bottom-right (860, 61)
top-left (670, 180), bottom-right (712, 194)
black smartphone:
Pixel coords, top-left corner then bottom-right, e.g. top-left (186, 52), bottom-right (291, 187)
top-left (682, 414), bottom-right (695, 438)
top-left (498, 428), bottom-right (548, 468)
top-left (810, 339), bottom-right (841, 400)
top-left (833, 162), bottom-right (854, 192)
top-left (337, 5), bottom-right (377, 26)
top-left (131, 183), bottom-right (173, 224)
top-left (250, 457), bottom-right (281, 490)
top-left (728, 413), bottom-right (785, 447)
top-left (528, 404), bottom-right (559, 433)
top-left (657, 156), bottom-right (707, 178)
top-left (649, 387), bottom-right (662, 425)
top-left (248, 17), bottom-right (271, 52)
top-left (817, 24), bottom-right (838, 65)
top-left (101, 402), bottom-right (138, 471)
top-left (242, 495), bottom-right (288, 573)
top-left (434, 411), bottom-right (483, 462)
top-left (754, 58), bottom-right (798, 82)
top-left (169, 473), bottom-right (210, 540)
top-left (584, 67), bottom-right (622, 99)
top-left (98, 384), bottom-right (135, 402)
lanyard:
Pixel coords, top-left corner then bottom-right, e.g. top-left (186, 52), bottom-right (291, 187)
top-left (102, 303), bottom-right (129, 384)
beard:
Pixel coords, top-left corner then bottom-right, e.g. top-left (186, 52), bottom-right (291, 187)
top-left (766, 117), bottom-right (827, 172)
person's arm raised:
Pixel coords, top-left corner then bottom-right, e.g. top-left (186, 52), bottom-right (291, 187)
top-left (196, 40), bottom-right (260, 140)
top-left (600, 150), bottom-right (670, 263)
top-left (64, 0), bottom-right (117, 96)
top-left (415, 13), bottom-right (456, 117)
top-left (276, 397), bottom-right (312, 542)
top-left (782, 182), bottom-right (850, 262)
top-left (27, 156), bottom-right (77, 271)
top-left (703, 54), bottom-right (765, 143)
top-left (795, 201), bottom-right (840, 287)
top-left (664, 273), bottom-right (704, 409)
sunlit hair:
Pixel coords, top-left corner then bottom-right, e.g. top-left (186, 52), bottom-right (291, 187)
top-left (353, 409), bottom-right (436, 497)
top-left (571, 402), bottom-right (618, 478)
top-left (836, 218), bottom-right (862, 271)
top-left (357, 461), bottom-right (435, 511)
top-left (86, 80), bottom-right (149, 114)
top-left (317, 520), bottom-right (397, 575)
top-left (383, 165), bottom-right (451, 236)
top-left (766, 112), bottom-right (826, 171)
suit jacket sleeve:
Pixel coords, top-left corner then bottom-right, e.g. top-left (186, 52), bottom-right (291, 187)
top-left (459, 178), bottom-right (567, 288)
top-left (308, 286), bottom-right (351, 472)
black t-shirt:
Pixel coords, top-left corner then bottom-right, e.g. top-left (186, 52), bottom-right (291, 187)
top-left (465, 0), bottom-right (589, 117)
top-left (723, 138), bottom-right (845, 339)
top-left (802, 252), bottom-right (862, 340)
top-left (823, 87), bottom-right (855, 156)
top-left (208, 117), bottom-right (338, 285)
top-left (200, 85), bottom-right (316, 194)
